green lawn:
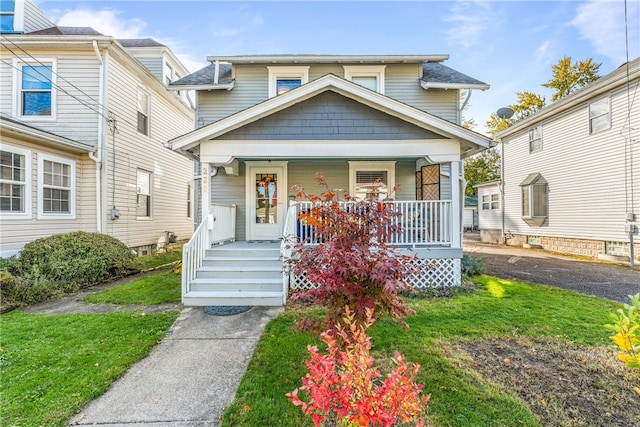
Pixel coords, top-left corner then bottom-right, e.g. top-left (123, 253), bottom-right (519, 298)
top-left (127, 248), bottom-right (182, 271)
top-left (0, 310), bottom-right (179, 427)
top-left (85, 270), bottom-right (181, 305)
top-left (223, 276), bottom-right (630, 427)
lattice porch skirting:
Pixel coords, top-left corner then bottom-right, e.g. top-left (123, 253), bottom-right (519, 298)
top-left (288, 256), bottom-right (462, 291)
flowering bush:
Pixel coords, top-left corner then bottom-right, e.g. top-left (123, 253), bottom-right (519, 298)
top-left (287, 174), bottom-right (417, 332)
top-left (606, 293), bottom-right (640, 369)
top-left (287, 307), bottom-right (430, 426)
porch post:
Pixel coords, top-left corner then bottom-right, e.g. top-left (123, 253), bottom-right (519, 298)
top-left (201, 163), bottom-right (212, 247)
top-left (450, 160), bottom-right (462, 249)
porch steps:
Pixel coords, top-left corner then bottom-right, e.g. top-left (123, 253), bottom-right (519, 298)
top-left (183, 243), bottom-right (284, 306)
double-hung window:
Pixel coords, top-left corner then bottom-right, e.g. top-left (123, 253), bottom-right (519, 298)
top-left (136, 169), bottom-right (152, 218)
top-left (529, 125), bottom-right (542, 153)
top-left (267, 66), bottom-right (309, 98)
top-left (137, 89), bottom-right (150, 135)
top-left (15, 59), bottom-right (56, 118)
top-left (589, 96), bottom-right (610, 134)
top-left (343, 65), bottom-right (386, 94)
top-left (349, 161), bottom-right (396, 201)
top-left (520, 173), bottom-right (548, 226)
top-left (0, 145), bottom-right (31, 218)
top-left (38, 154), bottom-right (75, 219)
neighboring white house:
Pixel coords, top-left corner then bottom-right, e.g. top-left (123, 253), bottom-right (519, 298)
top-left (493, 57), bottom-right (640, 264)
top-left (0, 0), bottom-right (195, 257)
top-left (167, 54), bottom-right (493, 305)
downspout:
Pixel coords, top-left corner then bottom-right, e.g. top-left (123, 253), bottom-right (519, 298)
top-left (89, 40), bottom-right (105, 233)
top-left (213, 60), bottom-right (219, 85)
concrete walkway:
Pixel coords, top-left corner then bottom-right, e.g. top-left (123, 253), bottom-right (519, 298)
top-left (68, 305), bottom-right (282, 427)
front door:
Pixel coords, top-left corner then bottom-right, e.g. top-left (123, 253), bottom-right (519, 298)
top-left (246, 162), bottom-right (287, 241)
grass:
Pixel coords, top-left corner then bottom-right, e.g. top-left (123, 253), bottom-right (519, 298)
top-left (0, 310), bottom-right (179, 427)
top-left (127, 248), bottom-right (182, 271)
top-left (85, 270), bottom-right (181, 305)
top-left (222, 275), bottom-right (630, 427)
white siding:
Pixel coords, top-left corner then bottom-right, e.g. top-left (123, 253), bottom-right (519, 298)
top-left (103, 56), bottom-right (194, 249)
top-left (477, 183), bottom-right (501, 230)
top-left (503, 84), bottom-right (640, 243)
top-left (133, 56), bottom-right (164, 81)
top-left (0, 135), bottom-right (95, 257)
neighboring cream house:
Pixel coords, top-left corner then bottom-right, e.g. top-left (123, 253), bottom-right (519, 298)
top-left (0, 0), bottom-right (195, 257)
top-left (492, 57), bottom-right (640, 264)
top-left (475, 180), bottom-right (501, 242)
top-left (168, 54), bottom-right (493, 305)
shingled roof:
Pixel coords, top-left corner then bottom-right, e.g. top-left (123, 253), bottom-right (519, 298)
top-left (169, 63), bottom-right (234, 89)
top-left (27, 26), bottom-right (103, 36)
top-left (118, 38), bottom-right (166, 48)
top-left (421, 62), bottom-right (489, 90)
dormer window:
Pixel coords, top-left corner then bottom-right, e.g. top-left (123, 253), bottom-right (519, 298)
top-left (343, 65), bottom-right (386, 94)
top-left (267, 66), bottom-right (309, 98)
top-left (0, 0), bottom-right (23, 33)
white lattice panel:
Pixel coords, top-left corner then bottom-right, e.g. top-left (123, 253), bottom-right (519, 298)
top-left (289, 257), bottom-right (461, 290)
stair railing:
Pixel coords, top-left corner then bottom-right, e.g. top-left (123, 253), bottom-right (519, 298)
top-left (280, 201), bottom-right (300, 305)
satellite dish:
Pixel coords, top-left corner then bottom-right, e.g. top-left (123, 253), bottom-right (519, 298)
top-left (496, 107), bottom-right (514, 119)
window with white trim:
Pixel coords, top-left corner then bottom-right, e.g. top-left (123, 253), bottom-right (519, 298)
top-left (0, 0), bottom-right (16, 32)
top-left (529, 125), bottom-right (542, 153)
top-left (349, 161), bottom-right (396, 201)
top-left (0, 145), bottom-right (31, 217)
top-left (136, 169), bottom-right (152, 218)
top-left (137, 89), bottom-right (150, 135)
top-left (267, 66), bottom-right (309, 98)
top-left (164, 62), bottom-right (174, 85)
top-left (15, 59), bottom-right (56, 118)
top-left (520, 173), bottom-right (547, 226)
top-left (589, 96), bottom-right (610, 134)
top-left (343, 65), bottom-right (386, 94)
top-left (38, 154), bottom-right (75, 219)
top-left (482, 193), bottom-right (499, 210)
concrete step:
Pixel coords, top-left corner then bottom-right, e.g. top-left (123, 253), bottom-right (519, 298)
top-left (183, 290), bottom-right (283, 307)
top-left (201, 257), bottom-right (281, 267)
top-left (206, 247), bottom-right (281, 258)
top-left (189, 278), bottom-right (282, 292)
top-left (196, 266), bottom-right (282, 279)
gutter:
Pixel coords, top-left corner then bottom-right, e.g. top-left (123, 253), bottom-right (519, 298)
top-left (89, 40), bottom-right (105, 233)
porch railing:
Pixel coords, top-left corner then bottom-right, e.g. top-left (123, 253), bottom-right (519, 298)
top-left (182, 204), bottom-right (236, 298)
top-left (282, 200), bottom-right (453, 248)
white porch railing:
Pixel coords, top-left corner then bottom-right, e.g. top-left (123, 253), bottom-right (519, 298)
top-left (182, 204), bottom-right (236, 298)
top-left (282, 200), bottom-right (453, 248)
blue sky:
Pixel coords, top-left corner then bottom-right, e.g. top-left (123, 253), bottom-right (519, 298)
top-left (37, 0), bottom-right (640, 134)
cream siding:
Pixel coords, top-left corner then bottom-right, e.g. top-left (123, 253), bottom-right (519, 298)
top-left (0, 135), bottom-right (95, 256)
top-left (503, 85), bottom-right (639, 243)
top-left (133, 56), bottom-right (164, 81)
top-left (22, 0), bottom-right (55, 33)
top-left (103, 56), bottom-right (194, 249)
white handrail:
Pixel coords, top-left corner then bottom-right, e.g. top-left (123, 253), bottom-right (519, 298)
top-left (182, 209), bottom-right (212, 299)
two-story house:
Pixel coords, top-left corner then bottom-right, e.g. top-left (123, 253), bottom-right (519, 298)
top-left (490, 57), bottom-right (639, 264)
top-left (0, 0), bottom-right (195, 257)
top-left (168, 54), bottom-right (493, 306)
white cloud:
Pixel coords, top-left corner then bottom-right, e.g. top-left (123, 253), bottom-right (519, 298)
top-left (572, 0), bottom-right (640, 66)
top-left (55, 8), bottom-right (146, 39)
top-left (443, 0), bottom-right (500, 49)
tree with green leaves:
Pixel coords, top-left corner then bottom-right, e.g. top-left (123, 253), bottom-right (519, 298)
top-left (464, 148), bottom-right (501, 196)
top-left (542, 56), bottom-right (601, 101)
top-left (485, 56), bottom-right (601, 135)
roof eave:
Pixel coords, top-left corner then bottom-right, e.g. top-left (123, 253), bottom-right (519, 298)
top-left (168, 82), bottom-right (235, 91)
top-left (205, 54), bottom-right (449, 64)
top-left (1, 119), bottom-right (95, 153)
top-left (420, 81), bottom-right (490, 91)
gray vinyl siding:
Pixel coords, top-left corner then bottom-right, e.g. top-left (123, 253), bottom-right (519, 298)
top-left (217, 92), bottom-right (445, 141)
top-left (210, 163), bottom-right (248, 240)
top-left (503, 85), bottom-right (639, 243)
top-left (0, 136), bottom-right (95, 256)
top-left (196, 63), bottom-right (460, 126)
top-left (133, 56), bottom-right (164, 81)
top-left (395, 161), bottom-right (417, 200)
top-left (23, 0), bottom-right (55, 33)
top-left (288, 162), bottom-right (349, 199)
top-left (102, 55), bottom-right (194, 249)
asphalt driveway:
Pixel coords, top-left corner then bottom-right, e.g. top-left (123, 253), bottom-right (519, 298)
top-left (463, 234), bottom-right (640, 304)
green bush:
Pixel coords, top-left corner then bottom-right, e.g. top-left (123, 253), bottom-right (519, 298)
top-left (15, 232), bottom-right (133, 287)
top-left (461, 254), bottom-right (485, 276)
